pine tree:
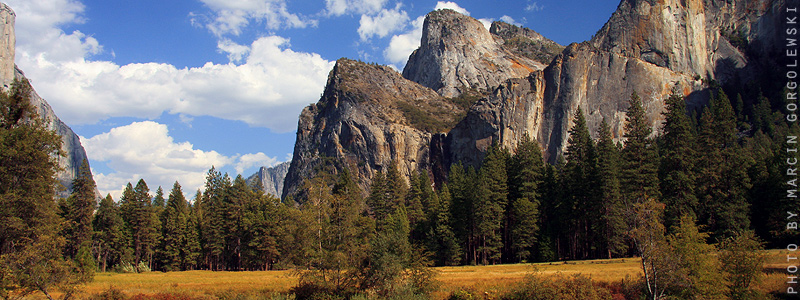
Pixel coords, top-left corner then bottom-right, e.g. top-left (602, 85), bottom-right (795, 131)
top-left (158, 181), bottom-right (190, 271)
top-left (659, 93), bottom-right (698, 229)
top-left (0, 78), bottom-right (88, 298)
top-left (60, 159), bottom-right (98, 260)
top-left (507, 134), bottom-right (543, 262)
top-left (0, 78), bottom-right (63, 254)
top-left (153, 186), bottom-right (166, 208)
top-left (120, 179), bottom-right (160, 266)
top-left (93, 194), bottom-right (125, 272)
top-left (595, 119), bottom-right (626, 258)
top-left (427, 184), bottom-right (461, 266)
top-left (621, 91), bottom-right (660, 203)
top-left (475, 143), bottom-right (509, 264)
top-left (561, 107), bottom-right (599, 259)
top-left (448, 163), bottom-right (477, 264)
top-left (696, 89), bottom-right (752, 239)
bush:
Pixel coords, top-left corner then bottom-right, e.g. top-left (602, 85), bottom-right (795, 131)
top-left (500, 273), bottom-right (613, 300)
top-left (290, 282), bottom-right (345, 300)
top-left (447, 290), bottom-right (476, 300)
top-left (115, 261), bottom-right (152, 273)
top-left (89, 286), bottom-right (127, 300)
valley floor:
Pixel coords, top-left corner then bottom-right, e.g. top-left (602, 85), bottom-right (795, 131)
top-left (72, 250), bottom-right (788, 299)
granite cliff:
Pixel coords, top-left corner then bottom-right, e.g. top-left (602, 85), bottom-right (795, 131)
top-left (246, 162), bottom-right (291, 198)
top-left (283, 58), bottom-right (466, 198)
top-left (283, 0), bottom-right (785, 200)
top-left (0, 3), bottom-right (94, 197)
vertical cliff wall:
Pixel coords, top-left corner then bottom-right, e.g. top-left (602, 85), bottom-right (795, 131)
top-left (0, 3), bottom-right (95, 197)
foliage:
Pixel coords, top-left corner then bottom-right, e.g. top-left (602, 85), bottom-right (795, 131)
top-left (500, 273), bottom-right (614, 300)
top-left (719, 231), bottom-right (768, 300)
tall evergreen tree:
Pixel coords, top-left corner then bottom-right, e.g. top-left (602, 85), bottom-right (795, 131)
top-left (0, 78), bottom-right (89, 298)
top-left (621, 91), bottom-right (661, 203)
top-left (60, 159), bottom-right (98, 260)
top-left (696, 89), bottom-right (752, 239)
top-left (158, 181), bottom-right (191, 271)
top-left (596, 119), bottom-right (626, 258)
top-left (93, 194), bottom-right (126, 272)
top-left (427, 184), bottom-right (461, 266)
top-left (449, 163), bottom-right (478, 264)
top-left (506, 134), bottom-right (543, 262)
top-left (475, 143), bottom-right (509, 264)
top-left (560, 107), bottom-right (599, 259)
top-left (659, 93), bottom-right (698, 230)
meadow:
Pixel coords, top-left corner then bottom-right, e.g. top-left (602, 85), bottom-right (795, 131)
top-left (69, 249), bottom-right (792, 299)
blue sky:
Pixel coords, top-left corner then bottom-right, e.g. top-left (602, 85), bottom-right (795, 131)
top-left (6, 0), bottom-right (619, 199)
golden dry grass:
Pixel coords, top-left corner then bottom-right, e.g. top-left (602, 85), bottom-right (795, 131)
top-left (81, 270), bottom-right (297, 298)
top-left (67, 249), bottom-right (789, 299)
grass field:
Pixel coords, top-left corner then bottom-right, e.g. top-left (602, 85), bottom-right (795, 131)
top-left (68, 250), bottom-right (789, 299)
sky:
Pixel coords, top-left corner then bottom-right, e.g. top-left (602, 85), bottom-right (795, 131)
top-left (6, 0), bottom-right (620, 200)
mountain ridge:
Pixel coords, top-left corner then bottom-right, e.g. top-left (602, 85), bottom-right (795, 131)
top-left (282, 0), bottom-right (785, 200)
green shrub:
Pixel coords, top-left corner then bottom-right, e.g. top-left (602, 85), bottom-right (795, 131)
top-left (89, 286), bottom-right (128, 300)
top-left (446, 290), bottom-right (476, 300)
top-left (500, 273), bottom-right (613, 300)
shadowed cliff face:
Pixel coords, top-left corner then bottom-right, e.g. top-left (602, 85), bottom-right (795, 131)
top-left (283, 58), bottom-right (465, 199)
top-left (0, 3), bottom-right (95, 197)
top-left (283, 0), bottom-right (785, 200)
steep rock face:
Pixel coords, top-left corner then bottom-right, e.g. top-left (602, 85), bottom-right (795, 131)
top-left (490, 21), bottom-right (565, 65)
top-left (283, 58), bottom-right (465, 199)
top-left (402, 9), bottom-right (550, 98)
top-left (246, 162), bottom-right (290, 198)
top-left (449, 0), bottom-right (783, 163)
top-left (0, 3), bottom-right (94, 196)
top-left (284, 0), bottom-right (785, 198)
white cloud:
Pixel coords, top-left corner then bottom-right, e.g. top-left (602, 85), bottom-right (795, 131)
top-left (357, 4), bottom-right (409, 41)
top-left (83, 121), bottom-right (283, 199)
top-left (383, 1), bottom-right (472, 68)
top-left (193, 0), bottom-right (316, 37)
top-left (10, 0), bottom-right (334, 133)
top-left (499, 15), bottom-right (522, 27)
top-left (383, 15), bottom-right (424, 67)
top-left (218, 38), bottom-right (251, 63)
top-left (235, 152), bottom-right (278, 175)
top-left (16, 28), bottom-right (334, 133)
top-left (526, 1), bottom-right (544, 12)
top-left (82, 121), bottom-right (235, 199)
top-left (433, 1), bottom-right (470, 16)
top-left (325, 0), bottom-right (388, 16)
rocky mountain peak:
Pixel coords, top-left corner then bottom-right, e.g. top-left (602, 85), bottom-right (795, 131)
top-left (283, 0), bottom-right (785, 200)
top-left (402, 9), bottom-right (547, 98)
top-left (246, 162), bottom-right (291, 198)
top-left (489, 21), bottom-right (564, 65)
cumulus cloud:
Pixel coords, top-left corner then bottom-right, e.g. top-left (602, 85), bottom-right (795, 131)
top-left (193, 0), bottom-right (317, 37)
top-left (499, 15), bottom-right (522, 27)
top-left (82, 121), bottom-right (234, 199)
top-left (433, 1), bottom-right (470, 16)
top-left (235, 152), bottom-right (279, 175)
top-left (383, 15), bottom-right (424, 66)
top-left (357, 4), bottom-right (409, 41)
top-left (83, 121), bottom-right (283, 199)
top-left (16, 26), bottom-right (334, 133)
top-left (383, 1), bottom-right (472, 68)
top-left (325, 0), bottom-right (388, 16)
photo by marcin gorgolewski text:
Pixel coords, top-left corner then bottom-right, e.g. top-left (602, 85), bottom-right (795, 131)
top-left (786, 3), bottom-right (799, 296)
